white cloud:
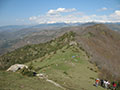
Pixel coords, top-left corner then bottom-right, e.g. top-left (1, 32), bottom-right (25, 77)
top-left (56, 8), bottom-right (65, 12)
top-left (114, 10), bottom-right (120, 16)
top-left (108, 10), bottom-right (120, 22)
top-left (98, 7), bottom-right (107, 11)
top-left (29, 8), bottom-right (120, 24)
top-left (48, 8), bottom-right (76, 14)
top-left (29, 16), bottom-right (37, 20)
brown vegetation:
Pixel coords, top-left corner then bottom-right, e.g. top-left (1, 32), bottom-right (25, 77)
top-left (74, 24), bottom-right (120, 80)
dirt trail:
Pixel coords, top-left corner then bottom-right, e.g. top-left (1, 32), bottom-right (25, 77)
top-left (46, 79), bottom-right (66, 90)
top-left (38, 75), bottom-right (66, 90)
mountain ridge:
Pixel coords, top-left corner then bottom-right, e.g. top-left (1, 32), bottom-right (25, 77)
top-left (0, 24), bottom-right (120, 80)
top-left (0, 23), bottom-right (120, 55)
top-left (0, 24), bottom-right (120, 90)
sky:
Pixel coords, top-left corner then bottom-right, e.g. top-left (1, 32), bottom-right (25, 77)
top-left (0, 0), bottom-right (120, 26)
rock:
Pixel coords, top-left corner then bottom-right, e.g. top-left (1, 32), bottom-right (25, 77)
top-left (7, 64), bottom-right (28, 72)
top-left (69, 41), bottom-right (77, 46)
top-left (36, 73), bottom-right (46, 79)
top-left (36, 73), bottom-right (44, 77)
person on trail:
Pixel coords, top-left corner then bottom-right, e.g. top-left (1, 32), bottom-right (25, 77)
top-left (104, 80), bottom-right (110, 89)
top-left (112, 82), bottom-right (117, 90)
top-left (95, 78), bottom-right (100, 87)
top-left (100, 79), bottom-right (104, 87)
top-left (107, 80), bottom-right (110, 89)
top-left (116, 81), bottom-right (120, 90)
top-left (104, 80), bottom-right (108, 88)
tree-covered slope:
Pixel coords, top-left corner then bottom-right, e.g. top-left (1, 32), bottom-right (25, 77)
top-left (0, 31), bottom-right (75, 70)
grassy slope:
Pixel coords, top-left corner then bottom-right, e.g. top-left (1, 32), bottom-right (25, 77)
top-left (0, 71), bottom-right (62, 90)
top-left (0, 31), bottom-right (107, 90)
top-left (0, 45), bottom-right (106, 90)
top-left (26, 45), bottom-right (105, 90)
top-left (0, 31), bottom-right (75, 70)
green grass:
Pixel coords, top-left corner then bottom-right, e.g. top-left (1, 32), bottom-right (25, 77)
top-left (26, 45), bottom-right (106, 90)
top-left (0, 45), bottom-right (106, 90)
top-left (0, 31), bottom-right (106, 90)
top-left (0, 71), bottom-right (62, 90)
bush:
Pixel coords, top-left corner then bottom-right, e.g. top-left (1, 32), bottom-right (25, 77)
top-left (28, 62), bottom-right (34, 70)
top-left (20, 67), bottom-right (34, 77)
top-left (63, 71), bottom-right (68, 75)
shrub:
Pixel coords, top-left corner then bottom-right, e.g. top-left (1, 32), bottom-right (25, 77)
top-left (28, 62), bottom-right (34, 70)
top-left (20, 67), bottom-right (34, 77)
top-left (63, 71), bottom-right (68, 75)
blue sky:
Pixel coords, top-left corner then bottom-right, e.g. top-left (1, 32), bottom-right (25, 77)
top-left (0, 0), bottom-right (120, 26)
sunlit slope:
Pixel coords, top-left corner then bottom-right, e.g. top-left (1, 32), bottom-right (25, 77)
top-left (0, 31), bottom-right (75, 70)
top-left (0, 31), bottom-right (107, 90)
top-left (0, 71), bottom-right (62, 90)
top-left (26, 44), bottom-right (105, 90)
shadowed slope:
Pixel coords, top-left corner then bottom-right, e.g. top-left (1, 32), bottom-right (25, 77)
top-left (74, 24), bottom-right (120, 80)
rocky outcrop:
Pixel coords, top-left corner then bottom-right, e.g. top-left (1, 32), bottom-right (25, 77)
top-left (7, 64), bottom-right (28, 72)
top-left (69, 41), bottom-right (77, 46)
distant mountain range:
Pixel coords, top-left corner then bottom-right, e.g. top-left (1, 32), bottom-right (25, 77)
top-left (0, 22), bottom-right (120, 55)
top-left (0, 22), bottom-right (120, 32)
